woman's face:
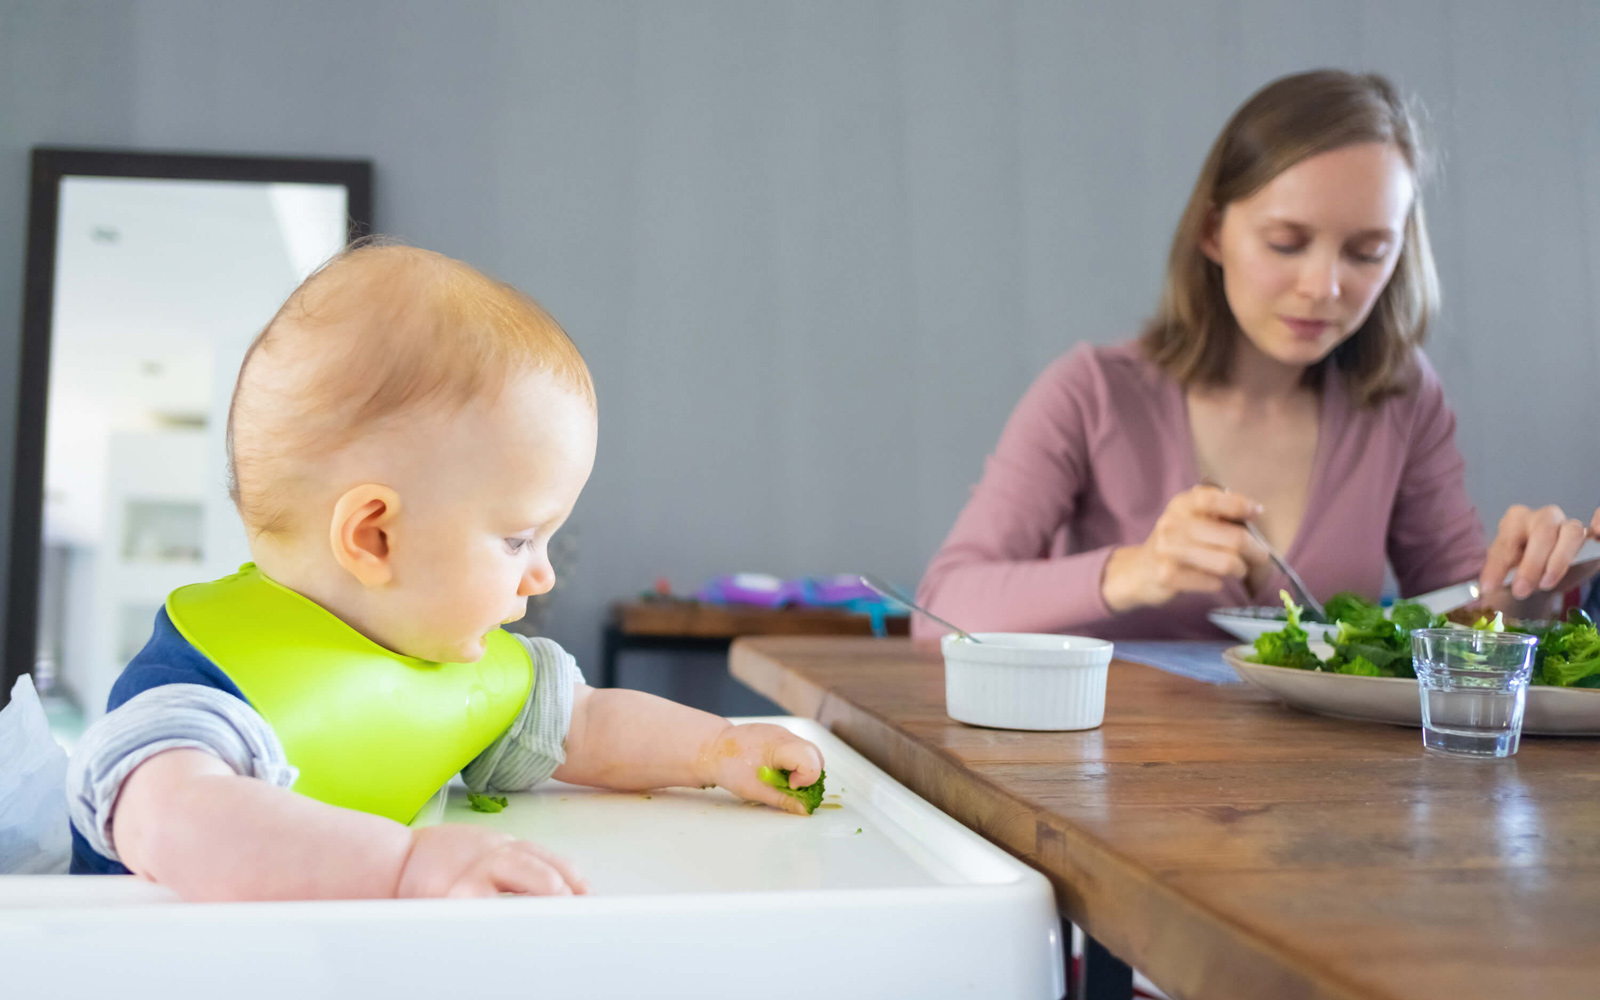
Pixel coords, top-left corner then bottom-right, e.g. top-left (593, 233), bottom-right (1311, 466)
top-left (1203, 141), bottom-right (1414, 369)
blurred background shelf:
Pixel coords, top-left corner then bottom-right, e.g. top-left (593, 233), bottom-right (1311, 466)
top-left (598, 598), bottom-right (909, 714)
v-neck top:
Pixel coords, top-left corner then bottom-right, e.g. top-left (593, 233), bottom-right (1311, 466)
top-left (914, 340), bottom-right (1486, 640)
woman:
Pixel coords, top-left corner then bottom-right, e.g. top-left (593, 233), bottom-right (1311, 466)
top-left (915, 70), bottom-right (1594, 639)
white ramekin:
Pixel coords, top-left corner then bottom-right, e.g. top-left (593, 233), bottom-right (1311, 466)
top-left (941, 633), bottom-right (1115, 731)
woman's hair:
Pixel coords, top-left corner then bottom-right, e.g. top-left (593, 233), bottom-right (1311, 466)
top-left (1141, 69), bottom-right (1439, 407)
top-left (227, 239), bottom-right (595, 536)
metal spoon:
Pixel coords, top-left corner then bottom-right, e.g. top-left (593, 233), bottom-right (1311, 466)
top-left (1199, 479), bottom-right (1328, 623)
top-left (858, 574), bottom-right (982, 643)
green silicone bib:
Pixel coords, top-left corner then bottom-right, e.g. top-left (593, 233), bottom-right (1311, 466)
top-left (166, 563), bottom-right (532, 824)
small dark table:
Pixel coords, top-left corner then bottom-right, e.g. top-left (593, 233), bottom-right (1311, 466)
top-left (596, 599), bottom-right (909, 689)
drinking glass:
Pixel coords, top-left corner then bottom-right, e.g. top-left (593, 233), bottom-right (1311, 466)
top-left (1410, 629), bottom-right (1538, 757)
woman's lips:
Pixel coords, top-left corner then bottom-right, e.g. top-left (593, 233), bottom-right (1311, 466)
top-left (1280, 316), bottom-right (1333, 340)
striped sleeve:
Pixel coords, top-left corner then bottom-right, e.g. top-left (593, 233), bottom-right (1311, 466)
top-left (460, 635), bottom-right (585, 793)
top-left (65, 684), bottom-right (298, 863)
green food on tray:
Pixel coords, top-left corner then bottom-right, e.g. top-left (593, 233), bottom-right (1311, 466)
top-left (757, 765), bottom-right (826, 815)
top-left (1251, 590), bottom-right (1600, 688)
top-left (467, 792), bottom-right (508, 813)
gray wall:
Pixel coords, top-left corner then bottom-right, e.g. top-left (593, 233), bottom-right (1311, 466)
top-left (2, 1), bottom-right (1597, 680)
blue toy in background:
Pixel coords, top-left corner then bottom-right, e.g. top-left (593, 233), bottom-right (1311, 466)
top-left (695, 573), bottom-right (905, 637)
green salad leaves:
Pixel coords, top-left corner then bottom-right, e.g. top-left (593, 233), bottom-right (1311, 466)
top-left (1251, 590), bottom-right (1321, 670)
top-left (1251, 590), bottom-right (1600, 688)
top-left (1252, 590), bottom-right (1446, 677)
top-left (1325, 593), bottom-right (1444, 679)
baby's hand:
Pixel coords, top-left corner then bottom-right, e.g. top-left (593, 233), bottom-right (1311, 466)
top-left (697, 723), bottom-right (825, 816)
top-left (397, 824), bottom-right (589, 898)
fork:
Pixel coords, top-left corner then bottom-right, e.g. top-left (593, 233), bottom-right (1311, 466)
top-left (1199, 479), bottom-right (1328, 622)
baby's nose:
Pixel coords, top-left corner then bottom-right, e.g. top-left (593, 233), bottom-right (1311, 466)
top-left (518, 562), bottom-right (555, 597)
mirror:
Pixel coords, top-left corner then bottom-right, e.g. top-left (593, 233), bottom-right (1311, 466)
top-left (5, 149), bottom-right (372, 714)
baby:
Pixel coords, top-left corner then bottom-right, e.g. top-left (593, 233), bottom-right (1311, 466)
top-left (65, 244), bottom-right (824, 900)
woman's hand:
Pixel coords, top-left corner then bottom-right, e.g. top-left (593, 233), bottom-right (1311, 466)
top-left (1480, 504), bottom-right (1600, 600)
top-left (695, 723), bottom-right (825, 816)
top-left (1101, 485), bottom-right (1265, 613)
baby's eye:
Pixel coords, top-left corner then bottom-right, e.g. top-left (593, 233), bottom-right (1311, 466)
top-left (505, 538), bottom-right (530, 554)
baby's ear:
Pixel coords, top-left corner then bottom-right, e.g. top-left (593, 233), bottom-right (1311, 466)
top-left (329, 484), bottom-right (401, 587)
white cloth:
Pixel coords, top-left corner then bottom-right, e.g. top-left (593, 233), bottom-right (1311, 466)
top-left (0, 675), bottom-right (71, 873)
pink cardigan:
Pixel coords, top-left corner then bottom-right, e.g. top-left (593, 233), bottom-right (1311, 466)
top-left (914, 341), bottom-right (1487, 640)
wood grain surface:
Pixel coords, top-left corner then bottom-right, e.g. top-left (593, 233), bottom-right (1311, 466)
top-left (729, 636), bottom-right (1600, 1000)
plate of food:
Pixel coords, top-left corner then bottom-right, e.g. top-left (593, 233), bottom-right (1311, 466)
top-left (1222, 593), bottom-right (1600, 735)
top-left (1209, 605), bottom-right (1340, 644)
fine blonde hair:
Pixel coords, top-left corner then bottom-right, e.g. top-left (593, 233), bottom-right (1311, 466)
top-left (227, 240), bottom-right (595, 535)
top-left (1141, 69), bottom-right (1439, 407)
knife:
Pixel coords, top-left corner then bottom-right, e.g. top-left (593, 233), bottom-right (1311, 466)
top-left (1410, 537), bottom-right (1600, 616)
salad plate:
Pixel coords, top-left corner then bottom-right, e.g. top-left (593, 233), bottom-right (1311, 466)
top-left (1209, 606), bottom-right (1339, 644)
top-left (1223, 645), bottom-right (1600, 736)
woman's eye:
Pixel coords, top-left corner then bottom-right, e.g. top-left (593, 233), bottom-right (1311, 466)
top-left (505, 538), bottom-right (530, 554)
top-left (1267, 242), bottom-right (1303, 256)
top-left (1347, 247), bottom-right (1389, 265)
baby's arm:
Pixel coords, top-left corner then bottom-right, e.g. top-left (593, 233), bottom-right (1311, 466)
top-left (114, 749), bottom-right (587, 901)
top-left (553, 684), bottom-right (824, 815)
top-left (71, 684), bottom-right (587, 902)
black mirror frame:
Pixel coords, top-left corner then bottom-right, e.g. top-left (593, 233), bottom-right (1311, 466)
top-left (3, 148), bottom-right (373, 708)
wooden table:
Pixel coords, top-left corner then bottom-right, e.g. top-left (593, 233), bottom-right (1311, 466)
top-left (597, 599), bottom-right (907, 688)
top-left (729, 636), bottom-right (1600, 1000)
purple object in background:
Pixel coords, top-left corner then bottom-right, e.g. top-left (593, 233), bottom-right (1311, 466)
top-left (697, 573), bottom-right (886, 609)
top-left (696, 573), bottom-right (797, 608)
top-left (695, 573), bottom-right (906, 637)
top-left (802, 575), bottom-right (880, 605)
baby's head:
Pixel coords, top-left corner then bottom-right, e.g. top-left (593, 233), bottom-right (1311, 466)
top-left (228, 243), bottom-right (597, 663)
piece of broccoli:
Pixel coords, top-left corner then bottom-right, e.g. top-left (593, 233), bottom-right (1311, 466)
top-left (1534, 610), bottom-right (1600, 687)
top-left (757, 765), bottom-right (826, 815)
top-left (467, 792), bottom-right (508, 813)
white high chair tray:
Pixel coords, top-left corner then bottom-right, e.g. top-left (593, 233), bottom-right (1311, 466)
top-left (0, 717), bottom-right (1062, 1000)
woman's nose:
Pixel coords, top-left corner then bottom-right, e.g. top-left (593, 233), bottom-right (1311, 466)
top-left (1297, 252), bottom-right (1341, 302)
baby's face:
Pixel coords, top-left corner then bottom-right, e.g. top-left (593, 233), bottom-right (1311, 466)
top-left (375, 374), bottom-right (597, 663)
